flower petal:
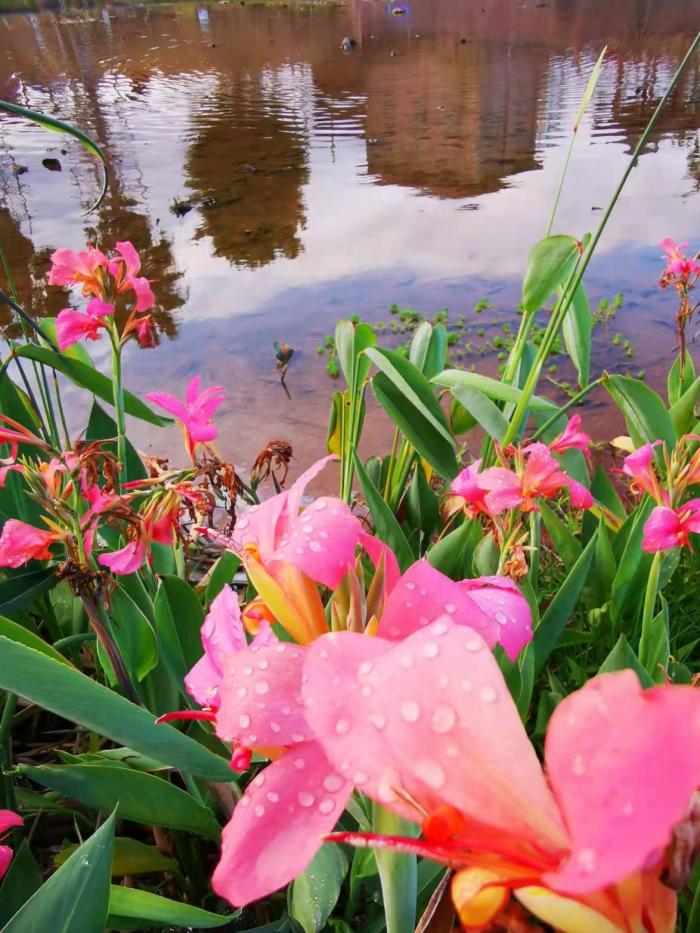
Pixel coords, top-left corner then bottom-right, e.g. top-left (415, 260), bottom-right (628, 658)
top-left (212, 741), bottom-right (351, 906)
top-left (544, 670), bottom-right (700, 895)
top-left (216, 642), bottom-right (311, 747)
top-left (0, 810), bottom-right (23, 835)
top-left (145, 391), bottom-right (188, 422)
top-left (642, 507), bottom-right (681, 553)
top-left (303, 624), bottom-right (567, 854)
top-left (98, 540), bottom-right (146, 575)
top-left (459, 576), bottom-right (533, 661)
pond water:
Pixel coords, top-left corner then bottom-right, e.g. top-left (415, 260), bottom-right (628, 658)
top-left (0, 0), bottom-right (699, 482)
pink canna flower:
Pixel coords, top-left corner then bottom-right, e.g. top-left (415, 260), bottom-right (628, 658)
top-left (0, 519), bottom-right (62, 567)
top-left (303, 622), bottom-right (700, 932)
top-left (642, 500), bottom-right (700, 553)
top-left (449, 460), bottom-right (491, 517)
top-left (147, 376), bottom-right (225, 461)
top-left (55, 298), bottom-right (115, 350)
top-left (660, 238), bottom-right (699, 283)
top-left (622, 442), bottom-right (665, 502)
top-left (549, 415), bottom-right (592, 457)
top-left (0, 413), bottom-right (50, 461)
top-left (0, 810), bottom-right (23, 881)
top-left (48, 245), bottom-right (109, 298)
top-left (161, 584), bottom-right (351, 907)
top-left (108, 241), bottom-right (155, 313)
top-left (98, 538), bottom-right (147, 575)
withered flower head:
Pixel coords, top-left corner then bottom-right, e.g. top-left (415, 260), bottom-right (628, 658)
top-left (251, 439), bottom-right (293, 488)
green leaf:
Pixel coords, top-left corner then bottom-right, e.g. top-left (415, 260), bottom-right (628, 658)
top-left (13, 345), bottom-right (170, 427)
top-left (0, 616), bottom-right (72, 666)
top-left (427, 519), bottom-right (480, 580)
top-left (107, 886), bottom-right (233, 930)
top-left (639, 598), bottom-right (670, 684)
top-left (352, 453), bottom-right (414, 572)
top-left (598, 634), bottom-right (653, 687)
top-left (667, 351), bottom-right (695, 406)
top-left (204, 551), bottom-right (240, 606)
top-left (590, 465), bottom-right (626, 521)
top-left (103, 586), bottom-right (158, 683)
top-left (604, 374), bottom-right (676, 450)
top-left (434, 370), bottom-right (556, 411)
top-left (472, 533), bottom-right (499, 577)
top-left (533, 532), bottom-right (597, 675)
top-left (573, 46), bottom-right (607, 130)
top-left (0, 99), bottom-right (108, 214)
top-left (441, 381), bottom-right (508, 444)
top-left (55, 837), bottom-right (177, 877)
top-left (539, 502), bottom-right (581, 572)
top-left (291, 844), bottom-right (348, 933)
top-left (0, 841), bottom-right (41, 927)
top-left (0, 567), bottom-right (57, 616)
top-left (409, 323), bottom-right (447, 379)
top-left (610, 500), bottom-right (654, 625)
top-left (372, 372), bottom-right (458, 479)
top-left (0, 638), bottom-right (232, 781)
top-left (24, 765), bottom-right (220, 839)
top-left (336, 321), bottom-right (376, 388)
top-left (561, 282), bottom-right (591, 388)
top-left (669, 375), bottom-right (700, 437)
top-left (449, 395), bottom-right (476, 435)
top-left (154, 575), bottom-right (204, 691)
top-left (372, 806), bottom-right (417, 933)
top-left (405, 466), bottom-right (439, 537)
top-left (86, 402), bottom-right (147, 482)
top-left (2, 810), bottom-right (115, 933)
top-left (522, 235), bottom-right (579, 313)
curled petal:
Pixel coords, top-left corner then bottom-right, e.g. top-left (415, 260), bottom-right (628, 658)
top-left (642, 507), bottom-right (683, 553)
top-left (459, 575), bottom-right (533, 661)
top-left (98, 539), bottom-right (146, 575)
top-left (0, 520), bottom-right (58, 567)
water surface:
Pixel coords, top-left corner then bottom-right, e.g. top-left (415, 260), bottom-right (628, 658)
top-left (0, 0), bottom-right (699, 479)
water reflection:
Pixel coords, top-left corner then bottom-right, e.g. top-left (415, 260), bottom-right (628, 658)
top-left (0, 0), bottom-right (698, 471)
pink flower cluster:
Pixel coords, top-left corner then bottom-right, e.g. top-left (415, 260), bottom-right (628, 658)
top-left (450, 415), bottom-right (593, 518)
top-left (49, 242), bottom-right (156, 351)
top-left (147, 376), bottom-right (225, 463)
top-left (0, 810), bottom-right (22, 881)
top-left (660, 238), bottom-right (699, 287)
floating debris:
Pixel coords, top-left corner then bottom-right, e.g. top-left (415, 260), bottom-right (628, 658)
top-left (42, 158), bottom-right (62, 172)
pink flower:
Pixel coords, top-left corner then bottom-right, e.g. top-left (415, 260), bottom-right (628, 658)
top-left (0, 413), bottom-right (50, 460)
top-left (108, 241), bottom-right (155, 313)
top-left (98, 539), bottom-right (146, 575)
top-left (304, 623), bottom-right (700, 931)
top-left (166, 586), bottom-right (351, 906)
top-left (130, 315), bottom-right (157, 348)
top-left (147, 376), bottom-right (225, 461)
top-left (549, 414), bottom-right (591, 457)
top-left (55, 298), bottom-right (115, 350)
top-left (622, 442), bottom-right (665, 502)
top-left (376, 559), bottom-right (532, 661)
top-left (211, 456), bottom-right (364, 643)
top-left (0, 463), bottom-right (23, 487)
top-left (479, 444), bottom-right (592, 513)
top-left (449, 460), bottom-right (490, 516)
top-left (642, 499), bottom-right (700, 553)
top-left (660, 238), bottom-right (699, 283)
top-left (0, 810), bottom-right (23, 881)
top-left (48, 245), bottom-right (109, 297)
top-left (0, 519), bottom-right (61, 567)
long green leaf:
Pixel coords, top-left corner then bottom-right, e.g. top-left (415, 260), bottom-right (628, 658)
top-left (24, 765), bottom-right (219, 839)
top-left (0, 567), bottom-right (57, 616)
top-left (441, 380), bottom-right (508, 443)
top-left (434, 370), bottom-right (556, 410)
top-left (0, 99), bottom-right (108, 214)
top-left (291, 844), bottom-right (348, 933)
top-left (107, 886), bottom-right (233, 930)
top-left (0, 842), bottom-right (41, 927)
top-left (1, 810), bottom-right (115, 933)
top-left (13, 345), bottom-right (171, 427)
top-left (0, 616), bottom-right (71, 666)
top-left (154, 575), bottom-right (204, 693)
top-left (533, 532), bottom-right (597, 674)
top-left (0, 638), bottom-right (232, 782)
top-left (598, 634), bottom-right (653, 687)
top-left (409, 323), bottom-right (447, 379)
top-left (336, 321), bottom-right (376, 388)
top-left (352, 452), bottom-right (414, 572)
top-left (522, 235), bottom-right (579, 313)
top-left (560, 282), bottom-right (591, 388)
top-left (604, 374), bottom-right (676, 450)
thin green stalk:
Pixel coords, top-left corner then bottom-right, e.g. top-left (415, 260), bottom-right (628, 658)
top-left (373, 804), bottom-right (417, 933)
top-left (546, 129), bottom-right (578, 238)
top-left (383, 427), bottom-right (401, 502)
top-left (0, 692), bottom-right (17, 812)
top-left (687, 878), bottom-right (700, 933)
top-left (503, 32), bottom-right (700, 446)
top-left (530, 376), bottom-right (604, 441)
top-left (641, 551), bottom-right (662, 646)
top-left (110, 335), bottom-right (127, 488)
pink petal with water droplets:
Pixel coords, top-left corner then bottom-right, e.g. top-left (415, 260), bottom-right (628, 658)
top-left (359, 531), bottom-right (401, 595)
top-left (303, 625), bottom-right (568, 854)
top-left (216, 642), bottom-right (311, 747)
top-left (544, 670), bottom-right (700, 895)
top-left (478, 466), bottom-right (524, 514)
top-left (212, 741), bottom-right (351, 906)
top-left (564, 476), bottom-right (593, 510)
top-left (642, 507), bottom-right (682, 553)
top-left (275, 496), bottom-right (362, 588)
top-left (459, 576), bottom-right (532, 661)
top-left (376, 559), bottom-right (501, 647)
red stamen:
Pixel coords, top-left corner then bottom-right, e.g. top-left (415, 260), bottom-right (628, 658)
top-left (156, 709), bottom-right (217, 725)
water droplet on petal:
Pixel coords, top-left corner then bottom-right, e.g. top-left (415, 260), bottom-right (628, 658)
top-left (298, 792), bottom-right (315, 808)
top-left (353, 770), bottom-right (369, 784)
top-left (431, 705), bottom-right (456, 734)
top-left (254, 681), bottom-right (269, 695)
top-left (479, 685), bottom-right (498, 704)
top-left (572, 755), bottom-right (586, 776)
top-left (577, 848), bottom-right (597, 873)
top-left (495, 611), bottom-right (508, 626)
top-left (359, 661), bottom-right (374, 675)
top-left (415, 759), bottom-right (446, 790)
top-left (309, 540), bottom-right (322, 553)
top-left (266, 791), bottom-right (280, 803)
top-left (336, 718), bottom-right (351, 734)
top-left (239, 713), bottom-right (251, 728)
top-left (465, 638), bottom-right (482, 652)
top-left (370, 712), bottom-right (387, 730)
top-left (422, 641), bottom-right (439, 659)
top-left (323, 773), bottom-right (345, 792)
top-left (444, 603), bottom-right (456, 614)
top-left (318, 798), bottom-right (336, 815)
top-left (254, 804), bottom-right (265, 817)
top-left (401, 700), bottom-right (421, 723)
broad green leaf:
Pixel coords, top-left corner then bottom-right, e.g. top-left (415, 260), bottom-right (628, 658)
top-left (533, 532), bottom-right (597, 675)
top-left (442, 381), bottom-right (508, 444)
top-left (107, 886), bottom-right (233, 930)
top-left (366, 348), bottom-right (454, 445)
top-left (539, 502), bottom-right (581, 571)
top-left (434, 370), bottom-right (556, 411)
top-left (336, 321), bottom-right (376, 388)
top-left (0, 841), bottom-right (41, 927)
top-left (0, 638), bottom-right (232, 781)
top-left (291, 844), bottom-right (348, 933)
top-left (669, 375), bottom-right (700, 437)
top-left (0, 374), bottom-right (42, 433)
top-left (409, 323), bottom-right (447, 379)
top-left (610, 500), bottom-right (654, 625)
top-left (604, 374), bottom-right (676, 450)
top-left (24, 765), bottom-right (219, 839)
top-left (449, 395), bottom-right (476, 435)
top-left (55, 837), bottom-right (177, 877)
top-left (639, 601), bottom-right (670, 684)
top-left (352, 452), bottom-right (414, 572)
top-left (590, 464), bottom-right (626, 521)
top-left (585, 516), bottom-right (616, 610)
top-left (103, 585), bottom-right (158, 683)
top-left (86, 401), bottom-right (147, 482)
top-left (560, 282), bottom-right (591, 387)
top-left (405, 465), bottom-right (439, 537)
top-left (667, 351), bottom-right (695, 406)
top-left (326, 390), bottom-right (343, 456)
top-left (472, 533), bottom-right (499, 577)
top-left (372, 371), bottom-right (458, 479)
top-left (0, 616), bottom-right (72, 666)
top-left (0, 98), bottom-right (108, 214)
top-left (2, 810), bottom-right (115, 933)
top-left (13, 345), bottom-right (170, 427)
top-left (154, 574), bottom-right (204, 690)
top-left (0, 567), bottom-right (57, 616)
top-left (522, 235), bottom-right (579, 313)
top-left (598, 634), bottom-right (653, 687)
top-left (204, 551), bottom-right (240, 606)
top-left (372, 806), bottom-right (417, 933)
top-left (427, 519), bottom-right (480, 580)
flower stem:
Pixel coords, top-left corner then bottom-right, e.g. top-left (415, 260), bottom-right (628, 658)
top-left (372, 804), bottom-right (417, 933)
top-left (110, 334), bottom-right (127, 489)
top-left (640, 551), bottom-right (663, 659)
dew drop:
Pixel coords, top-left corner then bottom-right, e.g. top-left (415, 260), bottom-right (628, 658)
top-left (572, 755), bottom-right (586, 777)
top-left (318, 798), bottom-right (336, 815)
top-left (495, 611), bottom-right (509, 626)
top-left (353, 770), bottom-right (369, 785)
top-left (298, 792), bottom-right (315, 808)
top-left (254, 681), bottom-right (270, 695)
top-left (370, 712), bottom-right (387, 730)
top-left (400, 654), bottom-right (414, 669)
top-left (405, 581), bottom-right (416, 591)
top-left (465, 638), bottom-right (482, 652)
top-left (479, 685), bottom-right (498, 704)
top-left (266, 791), bottom-right (280, 803)
top-left (335, 718), bottom-right (351, 735)
top-left (401, 701), bottom-right (421, 723)
top-left (444, 603), bottom-right (456, 614)
top-left (422, 641), bottom-right (440, 659)
top-left (358, 661), bottom-right (374, 676)
top-left (415, 759), bottom-right (446, 790)
top-left (323, 773), bottom-right (345, 792)
top-left (431, 704), bottom-right (456, 734)
top-left (254, 804), bottom-right (265, 818)
top-left (293, 757), bottom-right (305, 770)
top-left (577, 848), bottom-right (598, 873)
top-left (258, 659), bottom-right (269, 670)
top-left (239, 713), bottom-right (251, 728)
